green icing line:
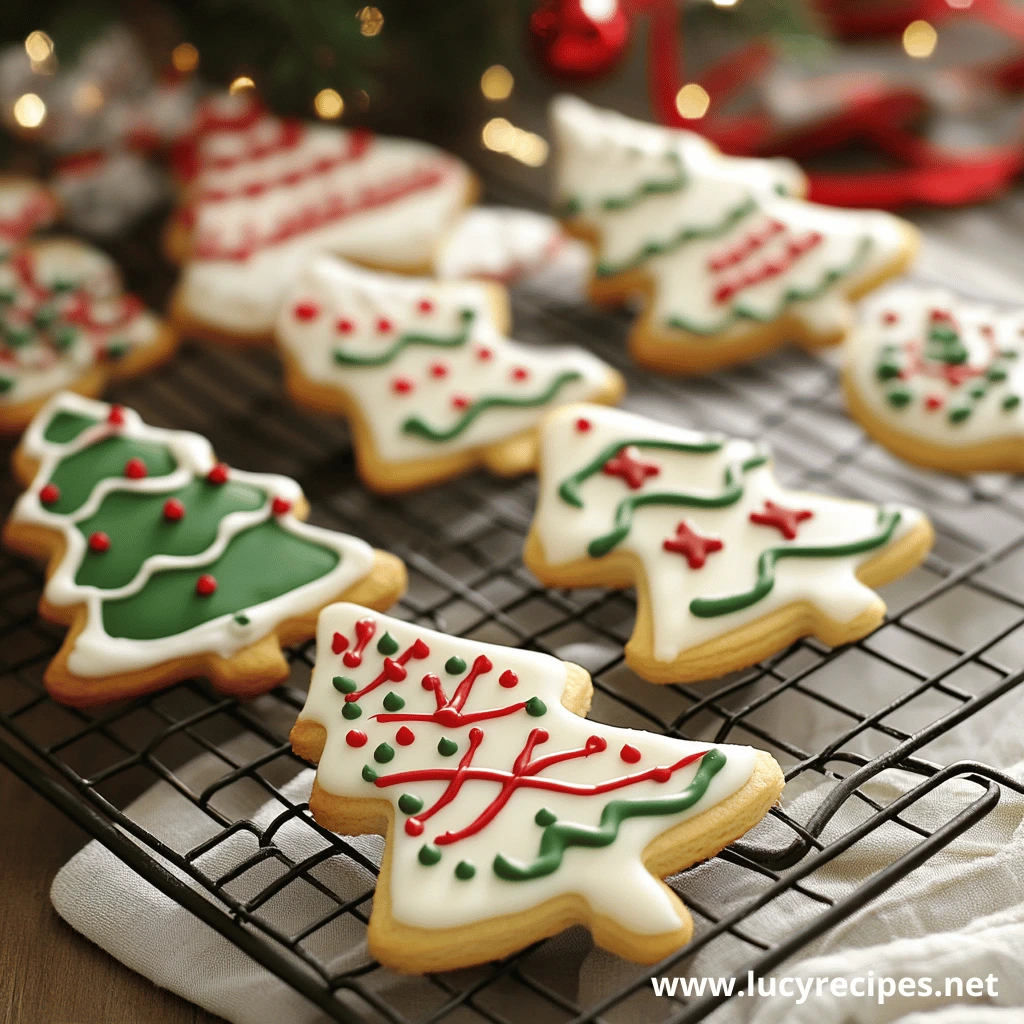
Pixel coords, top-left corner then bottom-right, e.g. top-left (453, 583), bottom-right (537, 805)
top-left (47, 436), bottom-right (178, 516)
top-left (664, 237), bottom-right (874, 337)
top-left (445, 655), bottom-right (466, 674)
top-left (558, 153), bottom-right (687, 218)
top-left (73, 478), bottom-right (265, 589)
top-left (402, 371), bottom-right (583, 443)
top-left (596, 195), bottom-right (757, 278)
top-left (689, 508), bottom-right (902, 619)
top-left (493, 749), bottom-right (726, 882)
top-left (100, 519), bottom-right (339, 641)
top-left (377, 631), bottom-right (399, 655)
top-left (535, 808), bottom-right (557, 827)
top-left (332, 308), bottom-right (475, 367)
top-left (43, 411), bottom-right (98, 444)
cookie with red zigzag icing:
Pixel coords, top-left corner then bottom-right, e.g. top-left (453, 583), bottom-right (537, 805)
top-left (290, 602), bottom-right (784, 972)
top-left (524, 404), bottom-right (934, 683)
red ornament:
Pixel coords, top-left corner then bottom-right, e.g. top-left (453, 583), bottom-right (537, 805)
top-left (602, 445), bottom-right (660, 490)
top-left (396, 726), bottom-right (416, 746)
top-left (271, 496), bottom-right (292, 516)
top-left (749, 500), bottom-right (813, 540)
top-left (346, 729), bottom-right (367, 748)
top-left (196, 573), bottom-right (218, 596)
top-left (88, 531), bottom-right (110, 553)
top-left (163, 498), bottom-right (185, 522)
top-left (293, 300), bottom-right (320, 322)
top-left (39, 483), bottom-right (60, 505)
top-left (662, 521), bottom-right (724, 569)
top-left (207, 462), bottom-right (229, 485)
top-left (392, 376), bottom-right (414, 395)
top-left (124, 457), bottom-right (147, 480)
top-left (529, 0), bottom-right (630, 82)
top-left (620, 743), bottom-right (641, 764)
top-left (107, 405), bottom-right (125, 426)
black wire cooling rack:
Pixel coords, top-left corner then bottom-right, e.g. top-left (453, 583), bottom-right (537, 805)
top-left (5, 178), bottom-right (1024, 1024)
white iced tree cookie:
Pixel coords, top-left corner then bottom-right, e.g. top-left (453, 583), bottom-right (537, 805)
top-left (525, 404), bottom-right (934, 683)
top-left (550, 96), bottom-right (919, 374)
top-left (843, 287), bottom-right (1024, 473)
top-left (274, 255), bottom-right (625, 492)
top-left (290, 603), bottom-right (784, 972)
top-left (0, 237), bottom-right (176, 433)
top-left (167, 95), bottom-right (477, 342)
top-left (3, 393), bottom-right (406, 706)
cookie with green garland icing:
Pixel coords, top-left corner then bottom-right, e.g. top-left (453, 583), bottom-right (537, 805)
top-left (550, 96), bottom-right (919, 375)
top-left (524, 404), bottom-right (934, 683)
top-left (843, 287), bottom-right (1024, 473)
top-left (2, 392), bottom-right (406, 707)
top-left (0, 236), bottom-right (177, 434)
top-left (273, 255), bottom-right (625, 493)
top-left (290, 602), bottom-right (784, 972)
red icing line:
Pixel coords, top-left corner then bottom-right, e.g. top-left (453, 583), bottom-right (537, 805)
top-left (0, 191), bottom-right (54, 243)
top-left (345, 637), bottom-right (430, 701)
top-left (713, 229), bottom-right (824, 306)
top-left (748, 500), bottom-right (813, 540)
top-left (707, 218), bottom-right (785, 274)
top-left (343, 618), bottom-right (376, 667)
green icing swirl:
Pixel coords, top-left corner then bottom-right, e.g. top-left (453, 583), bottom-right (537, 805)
top-left (332, 308), bottom-right (475, 367)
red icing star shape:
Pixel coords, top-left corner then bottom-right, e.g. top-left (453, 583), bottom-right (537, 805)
top-left (602, 446), bottom-right (660, 490)
top-left (662, 520), bottom-right (724, 569)
top-left (749, 500), bottom-right (813, 540)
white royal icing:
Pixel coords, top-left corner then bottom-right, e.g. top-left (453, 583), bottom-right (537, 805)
top-left (532, 405), bottom-right (925, 664)
top-left (175, 107), bottom-right (474, 335)
top-left (845, 286), bottom-right (1024, 448)
top-left (550, 96), bottom-right (910, 339)
top-left (0, 240), bottom-right (164, 405)
top-left (11, 392), bottom-right (376, 678)
top-left (0, 178), bottom-right (57, 259)
top-left (297, 603), bottom-right (760, 936)
top-left (275, 255), bottom-right (615, 464)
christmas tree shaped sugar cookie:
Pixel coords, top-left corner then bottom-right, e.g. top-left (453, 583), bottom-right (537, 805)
top-left (551, 96), bottom-right (919, 375)
top-left (0, 239), bottom-right (177, 433)
top-left (525, 405), bottom-right (933, 683)
top-left (167, 94), bottom-right (478, 343)
top-left (291, 603), bottom-right (784, 972)
top-left (844, 287), bottom-right (1024, 473)
top-left (3, 393), bottom-right (406, 706)
top-left (274, 255), bottom-right (625, 493)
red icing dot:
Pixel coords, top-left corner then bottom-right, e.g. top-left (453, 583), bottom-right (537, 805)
top-left (293, 300), bottom-right (320, 322)
top-left (107, 405), bottom-right (125, 426)
top-left (405, 819), bottom-right (424, 837)
top-left (585, 735), bottom-right (607, 753)
top-left (652, 768), bottom-right (672, 783)
top-left (271, 496), bottom-right (292, 515)
top-left (332, 632), bottom-right (349, 654)
top-left (925, 394), bottom-right (944, 411)
top-left (346, 729), bottom-right (367, 748)
top-left (498, 670), bottom-right (518, 688)
top-left (422, 673), bottom-right (440, 691)
top-left (207, 463), bottom-right (229, 485)
top-left (392, 376), bottom-right (414, 395)
top-left (88, 531), bottom-right (110, 553)
top-left (124, 457), bottom-right (147, 480)
top-left (476, 346), bottom-right (493, 361)
top-left (417, 299), bottom-right (434, 314)
top-left (196, 573), bottom-right (217, 596)
top-left (163, 498), bottom-right (185, 521)
top-left (981, 324), bottom-right (995, 338)
top-left (39, 483), bottom-right (60, 505)
top-left (429, 362), bottom-right (449, 379)
top-left (930, 308), bottom-right (952, 323)
top-left (620, 744), bottom-right (641, 764)
top-left (336, 318), bottom-right (354, 334)
top-left (511, 366), bottom-right (530, 382)
top-left (575, 417), bottom-right (592, 433)
top-left (396, 726), bottom-right (415, 746)
top-left (376, 317), bottom-right (393, 333)
top-left (451, 394), bottom-right (471, 411)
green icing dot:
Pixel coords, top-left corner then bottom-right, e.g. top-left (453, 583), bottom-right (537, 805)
top-left (0, 376), bottom-right (12, 394)
top-left (234, 613), bottom-right (250, 625)
top-left (875, 359), bottom-right (902, 381)
top-left (382, 691), bottom-right (405, 712)
top-left (374, 742), bottom-right (395, 763)
top-left (377, 631), bottom-right (399, 655)
top-left (437, 737), bottom-right (458, 757)
top-left (1003, 393), bottom-right (1021, 411)
top-left (52, 325), bottom-right (76, 352)
top-left (886, 387), bottom-right (913, 408)
top-left (342, 702), bottom-right (362, 720)
top-left (987, 365), bottom-right (1008, 383)
top-left (948, 404), bottom-right (972, 424)
top-left (525, 697), bottom-right (547, 717)
top-left (454, 860), bottom-right (476, 881)
top-left (5, 325), bottom-right (32, 347)
top-left (1000, 348), bottom-right (1020, 359)
top-left (52, 277), bottom-right (76, 292)
top-left (418, 844), bottom-right (441, 866)
top-left (969, 383), bottom-right (987, 400)
top-left (33, 305), bottom-right (57, 329)
top-left (0, 287), bottom-right (14, 303)
top-left (106, 340), bottom-right (129, 360)
top-left (535, 808), bottom-right (557, 827)
top-left (444, 655), bottom-right (466, 674)
top-left (398, 793), bottom-right (423, 815)
top-left (332, 675), bottom-right (357, 693)
top-left (459, 307), bottom-right (476, 323)
top-left (362, 765), bottom-right (378, 783)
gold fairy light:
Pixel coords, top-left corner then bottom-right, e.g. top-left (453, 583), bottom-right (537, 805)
top-left (903, 20), bottom-right (937, 58)
top-left (315, 88), bottom-right (344, 119)
top-left (482, 117), bottom-right (515, 152)
top-left (358, 7), bottom-right (384, 36)
top-left (24, 31), bottom-right (53, 63)
top-left (482, 118), bottom-right (548, 167)
top-left (172, 42), bottom-right (199, 73)
top-left (675, 83), bottom-right (710, 119)
top-left (710, 0), bottom-right (740, 6)
top-left (229, 76), bottom-right (256, 95)
top-left (480, 64), bottom-right (514, 101)
top-left (72, 82), bottom-right (104, 114)
top-left (13, 93), bottom-right (46, 128)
